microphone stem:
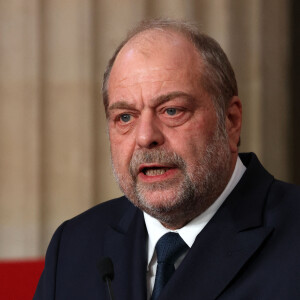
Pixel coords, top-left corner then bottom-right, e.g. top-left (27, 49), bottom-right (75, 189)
top-left (106, 278), bottom-right (115, 300)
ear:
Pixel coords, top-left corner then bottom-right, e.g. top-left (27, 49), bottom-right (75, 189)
top-left (225, 96), bottom-right (242, 154)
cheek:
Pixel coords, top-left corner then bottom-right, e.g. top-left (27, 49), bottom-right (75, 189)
top-left (188, 112), bottom-right (218, 143)
top-left (109, 131), bottom-right (134, 171)
top-left (166, 116), bottom-right (217, 162)
top-left (164, 128), bottom-right (203, 165)
top-left (170, 117), bottom-right (214, 147)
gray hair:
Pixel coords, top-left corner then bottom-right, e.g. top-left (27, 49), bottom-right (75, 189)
top-left (102, 18), bottom-right (238, 128)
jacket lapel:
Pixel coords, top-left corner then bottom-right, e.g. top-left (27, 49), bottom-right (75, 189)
top-left (102, 200), bottom-right (148, 300)
top-left (159, 153), bottom-right (275, 300)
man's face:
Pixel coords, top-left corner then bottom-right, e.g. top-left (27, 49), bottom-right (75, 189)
top-left (107, 30), bottom-right (235, 228)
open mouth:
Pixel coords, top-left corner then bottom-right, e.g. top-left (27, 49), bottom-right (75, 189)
top-left (141, 167), bottom-right (171, 176)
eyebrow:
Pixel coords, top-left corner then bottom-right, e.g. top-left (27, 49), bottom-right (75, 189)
top-left (107, 91), bottom-right (194, 116)
top-left (108, 101), bottom-right (136, 112)
top-left (150, 91), bottom-right (195, 107)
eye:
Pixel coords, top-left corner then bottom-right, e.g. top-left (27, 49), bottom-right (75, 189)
top-left (165, 108), bottom-right (177, 116)
top-left (120, 114), bottom-right (132, 123)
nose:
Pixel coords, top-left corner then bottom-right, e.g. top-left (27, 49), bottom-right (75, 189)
top-left (136, 111), bottom-right (164, 149)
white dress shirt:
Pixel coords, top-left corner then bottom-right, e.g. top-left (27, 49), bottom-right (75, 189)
top-left (144, 157), bottom-right (246, 299)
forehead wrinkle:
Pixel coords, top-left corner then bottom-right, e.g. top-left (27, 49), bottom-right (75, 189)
top-left (114, 78), bottom-right (183, 89)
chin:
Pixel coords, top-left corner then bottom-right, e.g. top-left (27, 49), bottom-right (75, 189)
top-left (136, 193), bottom-right (193, 229)
top-left (138, 190), bottom-right (179, 209)
top-left (136, 184), bottom-right (195, 216)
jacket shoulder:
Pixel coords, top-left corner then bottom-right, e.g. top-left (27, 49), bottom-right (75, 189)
top-left (266, 179), bottom-right (300, 214)
top-left (62, 196), bottom-right (134, 234)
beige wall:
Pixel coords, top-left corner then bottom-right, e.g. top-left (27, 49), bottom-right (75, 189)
top-left (0, 0), bottom-right (291, 258)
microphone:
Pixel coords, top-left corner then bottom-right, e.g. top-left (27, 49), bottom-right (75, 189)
top-left (97, 257), bottom-right (115, 300)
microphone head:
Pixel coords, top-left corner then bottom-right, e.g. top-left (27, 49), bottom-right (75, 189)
top-left (97, 257), bottom-right (114, 282)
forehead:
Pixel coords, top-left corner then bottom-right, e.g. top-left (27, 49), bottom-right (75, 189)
top-left (110, 30), bottom-right (202, 83)
top-left (107, 30), bottom-right (206, 109)
top-left (121, 29), bottom-right (196, 60)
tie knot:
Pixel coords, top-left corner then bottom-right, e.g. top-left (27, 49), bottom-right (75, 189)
top-left (155, 232), bottom-right (188, 265)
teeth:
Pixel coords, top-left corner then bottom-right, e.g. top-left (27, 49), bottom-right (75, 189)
top-left (144, 168), bottom-right (169, 176)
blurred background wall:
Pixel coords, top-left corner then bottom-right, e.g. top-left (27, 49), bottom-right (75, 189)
top-left (0, 0), bottom-right (299, 259)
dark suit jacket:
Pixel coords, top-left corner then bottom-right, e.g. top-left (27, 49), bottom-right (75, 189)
top-left (34, 153), bottom-right (300, 299)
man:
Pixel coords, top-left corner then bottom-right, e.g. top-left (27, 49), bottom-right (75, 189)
top-left (34, 19), bottom-right (300, 300)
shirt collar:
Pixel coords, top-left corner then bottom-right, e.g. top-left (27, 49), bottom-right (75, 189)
top-left (144, 156), bottom-right (246, 266)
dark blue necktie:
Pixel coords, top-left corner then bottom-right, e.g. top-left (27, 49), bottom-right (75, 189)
top-left (151, 232), bottom-right (189, 300)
